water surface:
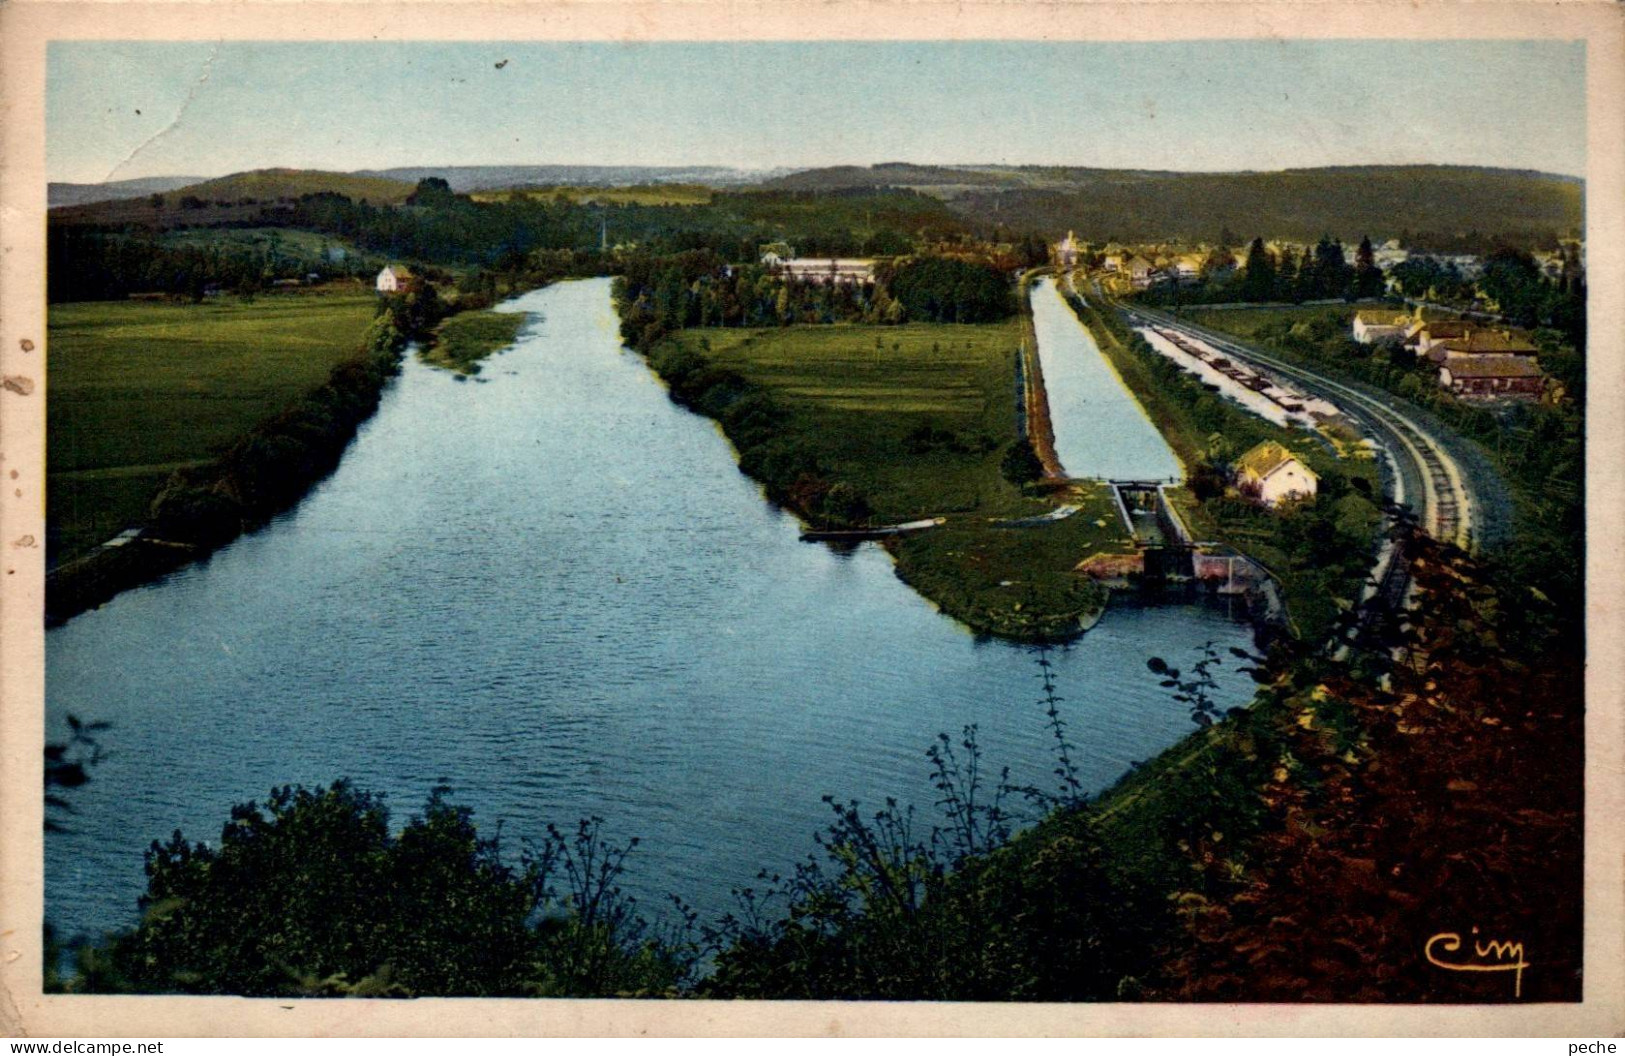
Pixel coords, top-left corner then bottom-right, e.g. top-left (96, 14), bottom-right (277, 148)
top-left (47, 280), bottom-right (1250, 941)
top-left (1030, 278), bottom-right (1183, 481)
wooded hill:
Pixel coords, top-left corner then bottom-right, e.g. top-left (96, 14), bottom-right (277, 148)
top-left (48, 176), bottom-right (205, 209)
top-left (52, 162), bottom-right (1582, 250)
top-left (49, 169), bottom-right (419, 225)
top-left (50, 165), bottom-right (789, 212)
top-left (355, 164), bottom-right (790, 193)
top-left (768, 163), bottom-right (1584, 247)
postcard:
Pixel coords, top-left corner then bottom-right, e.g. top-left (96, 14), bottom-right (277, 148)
top-left (1, 0), bottom-right (1621, 1038)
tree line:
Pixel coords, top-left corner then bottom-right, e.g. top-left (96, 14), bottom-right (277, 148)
top-left (615, 250), bottom-right (1014, 350)
top-left (1390, 244), bottom-right (1586, 346)
top-left (49, 178), bottom-right (990, 303)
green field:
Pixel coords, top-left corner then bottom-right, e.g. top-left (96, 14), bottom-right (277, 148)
top-left (675, 322), bottom-right (1133, 638)
top-left (1179, 304), bottom-right (1361, 340)
top-left (48, 291), bottom-right (380, 561)
top-left (1176, 302), bottom-right (1461, 339)
top-left (421, 310), bottom-right (527, 375)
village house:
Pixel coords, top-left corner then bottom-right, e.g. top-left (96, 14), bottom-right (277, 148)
top-left (1234, 441), bottom-right (1319, 507)
top-left (1438, 355), bottom-right (1544, 399)
top-left (375, 265), bottom-right (415, 294)
top-left (1373, 239), bottom-right (1409, 271)
top-left (1403, 319), bottom-right (1471, 359)
top-left (776, 258), bottom-right (876, 286)
top-left (758, 241), bottom-right (796, 266)
top-left (1351, 309), bottom-right (1411, 344)
top-left (1122, 254), bottom-right (1156, 289)
top-left (1171, 254), bottom-right (1204, 282)
top-left (1432, 328), bottom-right (1539, 363)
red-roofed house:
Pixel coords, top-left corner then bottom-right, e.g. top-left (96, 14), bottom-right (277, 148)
top-left (1438, 356), bottom-right (1544, 398)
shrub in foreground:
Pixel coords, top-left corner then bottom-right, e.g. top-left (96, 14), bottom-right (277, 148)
top-left (71, 782), bottom-right (695, 997)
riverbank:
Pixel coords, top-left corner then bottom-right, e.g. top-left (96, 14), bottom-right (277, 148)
top-left (46, 291), bottom-right (381, 563)
top-left (46, 301), bottom-right (423, 626)
top-left (627, 316), bottom-right (1135, 642)
top-left (1015, 272), bottom-right (1064, 478)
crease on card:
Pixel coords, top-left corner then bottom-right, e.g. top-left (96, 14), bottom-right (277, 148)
top-left (102, 41), bottom-right (222, 184)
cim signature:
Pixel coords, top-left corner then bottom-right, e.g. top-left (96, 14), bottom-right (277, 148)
top-left (1424, 928), bottom-right (1530, 998)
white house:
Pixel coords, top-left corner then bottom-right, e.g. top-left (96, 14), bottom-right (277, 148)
top-left (1234, 441), bottom-right (1319, 507)
top-left (376, 265), bottom-right (415, 294)
top-left (759, 241), bottom-right (796, 266)
top-left (1352, 310), bottom-right (1411, 345)
top-left (777, 258), bottom-right (875, 285)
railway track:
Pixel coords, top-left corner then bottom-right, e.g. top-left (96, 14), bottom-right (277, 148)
top-left (1113, 301), bottom-right (1476, 553)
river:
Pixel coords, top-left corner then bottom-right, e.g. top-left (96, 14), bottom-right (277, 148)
top-left (1029, 278), bottom-right (1183, 481)
top-left (46, 279), bottom-right (1254, 944)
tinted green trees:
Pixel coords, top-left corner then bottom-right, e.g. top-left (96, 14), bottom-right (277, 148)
top-left (83, 782), bottom-right (694, 997)
top-left (1000, 440), bottom-right (1045, 486)
top-left (887, 256), bottom-right (1015, 323)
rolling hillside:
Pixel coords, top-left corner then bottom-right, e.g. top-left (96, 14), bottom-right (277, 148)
top-left (48, 176), bottom-right (206, 209)
top-left (173, 168), bottom-right (417, 204)
top-left (49, 169), bottom-right (420, 227)
top-left (47, 162), bottom-right (1583, 250)
top-left (767, 163), bottom-right (1584, 245)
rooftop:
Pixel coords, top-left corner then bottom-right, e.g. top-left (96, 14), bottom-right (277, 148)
top-left (1355, 310), bottom-right (1411, 326)
top-left (1442, 355), bottom-right (1543, 379)
top-left (1407, 320), bottom-right (1470, 339)
top-left (1439, 330), bottom-right (1540, 355)
top-left (1234, 440), bottom-right (1317, 482)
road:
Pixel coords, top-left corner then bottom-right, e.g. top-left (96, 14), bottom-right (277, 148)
top-left (1109, 298), bottom-right (1478, 554)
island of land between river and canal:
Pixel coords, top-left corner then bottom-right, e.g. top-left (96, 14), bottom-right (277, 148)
top-left (612, 271), bottom-right (1241, 643)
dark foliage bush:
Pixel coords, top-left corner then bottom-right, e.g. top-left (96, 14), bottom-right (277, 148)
top-left (999, 440), bottom-right (1045, 486)
top-left (67, 782), bottom-right (696, 997)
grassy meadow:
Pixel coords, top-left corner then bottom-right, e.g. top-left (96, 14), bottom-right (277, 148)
top-left (421, 310), bottom-right (527, 375)
top-left (1179, 304), bottom-right (1362, 340)
top-left (674, 322), bottom-right (1135, 638)
top-left (48, 291), bottom-right (379, 561)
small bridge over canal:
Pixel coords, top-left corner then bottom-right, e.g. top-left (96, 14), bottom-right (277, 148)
top-left (1092, 479), bottom-right (1284, 614)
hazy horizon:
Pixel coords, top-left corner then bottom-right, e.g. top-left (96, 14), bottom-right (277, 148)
top-left (48, 40), bottom-right (1586, 185)
top-left (50, 159), bottom-right (1589, 188)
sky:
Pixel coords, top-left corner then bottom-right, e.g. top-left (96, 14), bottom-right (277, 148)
top-left (46, 40), bottom-right (1587, 184)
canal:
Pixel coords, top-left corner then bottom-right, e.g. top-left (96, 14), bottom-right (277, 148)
top-left (1029, 278), bottom-right (1183, 481)
top-left (46, 279), bottom-right (1253, 944)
